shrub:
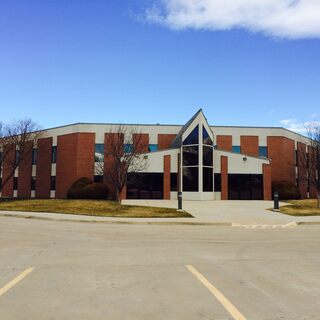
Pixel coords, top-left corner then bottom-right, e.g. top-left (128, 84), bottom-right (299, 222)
top-left (67, 177), bottom-right (93, 199)
top-left (272, 180), bottom-right (301, 200)
top-left (82, 183), bottom-right (108, 199)
top-left (67, 177), bottom-right (108, 199)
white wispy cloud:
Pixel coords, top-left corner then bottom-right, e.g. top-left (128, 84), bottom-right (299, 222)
top-left (146, 0), bottom-right (320, 39)
top-left (280, 118), bottom-right (320, 133)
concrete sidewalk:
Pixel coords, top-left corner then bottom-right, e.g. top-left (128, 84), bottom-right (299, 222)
top-left (0, 200), bottom-right (319, 226)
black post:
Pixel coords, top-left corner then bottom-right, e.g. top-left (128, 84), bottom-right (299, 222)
top-left (274, 191), bottom-right (279, 210)
top-left (178, 191), bottom-right (182, 210)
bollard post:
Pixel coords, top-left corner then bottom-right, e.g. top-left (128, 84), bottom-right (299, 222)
top-left (178, 191), bottom-right (182, 210)
top-left (274, 191), bottom-right (279, 211)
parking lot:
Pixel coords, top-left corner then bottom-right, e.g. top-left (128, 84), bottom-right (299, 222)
top-left (0, 216), bottom-right (319, 319)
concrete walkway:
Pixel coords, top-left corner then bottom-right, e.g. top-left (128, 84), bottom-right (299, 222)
top-left (123, 200), bottom-right (320, 225)
top-left (0, 200), bottom-right (319, 226)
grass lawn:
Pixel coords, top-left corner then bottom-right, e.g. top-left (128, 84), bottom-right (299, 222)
top-left (280, 199), bottom-right (320, 216)
top-left (0, 199), bottom-right (193, 218)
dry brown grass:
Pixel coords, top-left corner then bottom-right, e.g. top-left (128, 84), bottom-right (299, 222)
top-left (280, 199), bottom-right (320, 216)
top-left (0, 199), bottom-right (192, 218)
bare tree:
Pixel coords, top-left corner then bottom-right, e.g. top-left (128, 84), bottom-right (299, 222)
top-left (305, 122), bottom-right (320, 208)
top-left (96, 125), bottom-right (148, 203)
top-left (0, 119), bottom-right (44, 195)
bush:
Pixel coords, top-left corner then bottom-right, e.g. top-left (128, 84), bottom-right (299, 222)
top-left (67, 177), bottom-right (93, 199)
top-left (67, 177), bottom-right (108, 199)
top-left (82, 183), bottom-right (108, 199)
top-left (272, 180), bottom-right (301, 200)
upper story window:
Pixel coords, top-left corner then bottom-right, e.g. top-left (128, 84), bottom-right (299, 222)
top-left (202, 126), bottom-right (213, 145)
top-left (259, 146), bottom-right (268, 158)
top-left (32, 148), bottom-right (37, 165)
top-left (232, 146), bottom-right (241, 153)
top-left (95, 144), bottom-right (104, 162)
top-left (51, 146), bottom-right (57, 163)
top-left (15, 150), bottom-right (20, 164)
top-left (203, 145), bottom-right (213, 166)
top-left (183, 146), bottom-right (199, 166)
top-left (148, 144), bottom-right (158, 152)
top-left (183, 125), bottom-right (199, 145)
top-left (124, 144), bottom-right (133, 154)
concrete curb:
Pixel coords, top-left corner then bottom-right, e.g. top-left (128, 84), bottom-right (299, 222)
top-left (0, 213), bottom-right (232, 227)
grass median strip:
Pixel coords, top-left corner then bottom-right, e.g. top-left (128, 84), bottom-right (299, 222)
top-left (0, 268), bottom-right (34, 297)
top-left (0, 199), bottom-right (192, 218)
top-left (279, 199), bottom-right (320, 216)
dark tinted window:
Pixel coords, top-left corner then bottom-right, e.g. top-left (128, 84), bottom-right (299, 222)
top-left (183, 125), bottom-right (199, 145)
top-left (51, 146), bottom-right (57, 163)
top-left (32, 148), bottom-right (37, 165)
top-left (94, 175), bottom-right (103, 183)
top-left (95, 144), bottom-right (104, 162)
top-left (203, 167), bottom-right (213, 192)
top-left (203, 126), bottom-right (213, 145)
top-left (127, 173), bottom-right (163, 199)
top-left (13, 177), bottom-right (18, 190)
top-left (124, 144), bottom-right (133, 153)
top-left (183, 167), bottom-right (198, 192)
top-left (203, 146), bottom-right (213, 166)
top-left (183, 146), bottom-right (199, 166)
top-left (228, 174), bottom-right (263, 200)
top-left (15, 150), bottom-right (20, 164)
top-left (214, 173), bottom-right (221, 192)
top-left (50, 176), bottom-right (56, 190)
top-left (31, 177), bottom-right (36, 191)
top-left (170, 173), bottom-right (177, 191)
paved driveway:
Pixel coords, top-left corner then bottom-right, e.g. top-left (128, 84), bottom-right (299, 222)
top-left (123, 200), bottom-right (320, 225)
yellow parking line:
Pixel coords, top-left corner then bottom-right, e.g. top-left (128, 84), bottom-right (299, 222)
top-left (0, 268), bottom-right (34, 297)
top-left (186, 265), bottom-right (247, 320)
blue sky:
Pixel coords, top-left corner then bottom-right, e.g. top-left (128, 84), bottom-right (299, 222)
top-left (0, 0), bottom-right (319, 132)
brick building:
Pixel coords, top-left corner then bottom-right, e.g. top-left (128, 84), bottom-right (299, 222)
top-left (0, 110), bottom-right (316, 200)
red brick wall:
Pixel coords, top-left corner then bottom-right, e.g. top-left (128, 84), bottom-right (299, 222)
top-left (297, 142), bottom-right (308, 199)
top-left (36, 137), bottom-right (52, 198)
top-left (216, 135), bottom-right (232, 152)
top-left (240, 136), bottom-right (259, 157)
top-left (263, 164), bottom-right (272, 200)
top-left (17, 142), bottom-right (33, 198)
top-left (158, 134), bottom-right (176, 150)
top-left (1, 147), bottom-right (15, 197)
top-left (133, 133), bottom-right (149, 153)
top-left (163, 155), bottom-right (171, 199)
top-left (267, 136), bottom-right (295, 184)
top-left (56, 133), bottom-right (95, 198)
top-left (221, 156), bottom-right (228, 200)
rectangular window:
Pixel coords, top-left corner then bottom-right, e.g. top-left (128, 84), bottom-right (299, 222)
top-left (183, 167), bottom-right (198, 192)
top-left (203, 167), bottom-right (213, 192)
top-left (51, 146), bottom-right (57, 163)
top-left (13, 177), bottom-right (18, 190)
top-left (94, 175), bottom-right (103, 183)
top-left (95, 144), bottom-right (104, 162)
top-left (214, 173), bottom-right (221, 192)
top-left (148, 144), bottom-right (158, 152)
top-left (203, 146), bottom-right (213, 167)
top-left (124, 144), bottom-right (133, 154)
top-left (183, 146), bottom-right (199, 166)
top-left (32, 148), bottom-right (37, 165)
top-left (15, 150), bottom-right (20, 164)
top-left (31, 177), bottom-right (36, 191)
top-left (232, 146), bottom-right (241, 153)
top-left (50, 176), bottom-right (56, 190)
top-left (295, 150), bottom-right (298, 166)
top-left (258, 146), bottom-right (268, 158)
top-left (170, 173), bottom-right (177, 191)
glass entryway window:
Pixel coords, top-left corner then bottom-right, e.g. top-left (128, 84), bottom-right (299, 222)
top-left (202, 125), bottom-right (214, 192)
top-left (182, 125), bottom-right (199, 192)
